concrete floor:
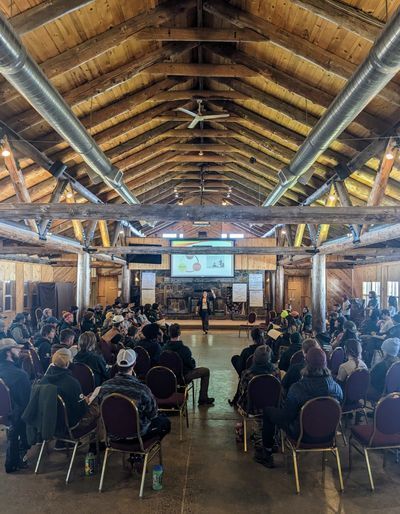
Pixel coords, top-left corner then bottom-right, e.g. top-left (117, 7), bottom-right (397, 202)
top-left (1, 331), bottom-right (400, 513)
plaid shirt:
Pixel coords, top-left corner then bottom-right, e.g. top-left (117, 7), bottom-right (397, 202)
top-left (97, 373), bottom-right (158, 435)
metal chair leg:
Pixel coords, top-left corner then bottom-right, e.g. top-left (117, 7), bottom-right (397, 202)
top-left (139, 453), bottom-right (149, 498)
top-left (339, 420), bottom-right (347, 446)
top-left (292, 450), bottom-right (300, 494)
top-left (34, 440), bottom-right (46, 474)
top-left (348, 438), bottom-right (353, 471)
top-left (364, 449), bottom-right (375, 491)
top-left (179, 410), bottom-right (183, 442)
top-left (192, 383), bottom-right (195, 408)
top-left (335, 448), bottom-right (344, 492)
top-left (66, 441), bottom-right (79, 484)
top-left (185, 403), bottom-right (189, 428)
top-left (159, 444), bottom-right (163, 466)
top-left (280, 430), bottom-right (285, 454)
top-left (98, 448), bottom-right (109, 492)
top-left (243, 418), bottom-right (247, 452)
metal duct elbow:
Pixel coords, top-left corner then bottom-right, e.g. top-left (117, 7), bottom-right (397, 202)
top-left (0, 12), bottom-right (138, 206)
top-left (263, 4), bottom-right (400, 206)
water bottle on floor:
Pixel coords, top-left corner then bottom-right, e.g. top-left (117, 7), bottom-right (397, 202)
top-left (152, 464), bottom-right (163, 490)
top-left (85, 452), bottom-right (96, 476)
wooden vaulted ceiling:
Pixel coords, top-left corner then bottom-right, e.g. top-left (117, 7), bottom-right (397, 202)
top-left (0, 0), bottom-right (400, 244)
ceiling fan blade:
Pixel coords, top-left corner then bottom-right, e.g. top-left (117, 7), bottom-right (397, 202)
top-left (176, 107), bottom-right (196, 117)
top-left (203, 114), bottom-right (230, 120)
top-left (188, 117), bottom-right (200, 129)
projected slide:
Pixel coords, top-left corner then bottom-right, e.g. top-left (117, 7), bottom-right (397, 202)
top-left (171, 240), bottom-right (234, 278)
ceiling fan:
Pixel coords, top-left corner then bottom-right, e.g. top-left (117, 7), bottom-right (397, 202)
top-left (176, 99), bottom-right (230, 129)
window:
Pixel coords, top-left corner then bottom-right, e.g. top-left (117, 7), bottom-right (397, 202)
top-left (229, 233), bottom-right (244, 239)
top-left (3, 281), bottom-right (12, 312)
top-left (162, 233), bottom-right (177, 238)
top-left (387, 281), bottom-right (399, 307)
top-left (23, 281), bottom-right (29, 309)
top-left (362, 281), bottom-right (381, 308)
top-left (221, 233), bottom-right (228, 239)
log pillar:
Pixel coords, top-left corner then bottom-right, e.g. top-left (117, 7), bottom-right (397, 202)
top-left (121, 265), bottom-right (132, 304)
top-left (76, 252), bottom-right (91, 312)
top-left (311, 253), bottom-right (326, 333)
top-left (275, 265), bottom-right (284, 313)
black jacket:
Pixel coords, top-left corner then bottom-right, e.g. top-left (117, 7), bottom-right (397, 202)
top-left (238, 344), bottom-right (259, 374)
top-left (135, 339), bottom-right (161, 367)
top-left (81, 319), bottom-right (97, 333)
top-left (281, 361), bottom-right (304, 393)
top-left (41, 366), bottom-right (87, 427)
top-left (163, 340), bottom-right (196, 374)
top-left (278, 342), bottom-right (303, 372)
top-left (0, 360), bottom-right (31, 421)
top-left (74, 350), bottom-right (109, 387)
top-left (35, 336), bottom-right (52, 371)
top-left (197, 298), bottom-right (211, 316)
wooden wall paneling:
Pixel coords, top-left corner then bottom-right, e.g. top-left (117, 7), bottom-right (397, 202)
top-left (97, 275), bottom-right (119, 306)
top-left (53, 267), bottom-right (76, 283)
top-left (15, 262), bottom-right (24, 313)
top-left (235, 238), bottom-right (276, 270)
top-left (326, 268), bottom-right (352, 309)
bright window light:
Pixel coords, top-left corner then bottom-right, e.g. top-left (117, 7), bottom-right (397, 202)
top-left (221, 233), bottom-right (228, 239)
top-left (162, 233), bottom-right (177, 238)
top-left (229, 233), bottom-right (244, 239)
top-left (179, 234), bottom-right (184, 238)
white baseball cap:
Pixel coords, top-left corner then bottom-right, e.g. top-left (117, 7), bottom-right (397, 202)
top-left (116, 349), bottom-right (137, 368)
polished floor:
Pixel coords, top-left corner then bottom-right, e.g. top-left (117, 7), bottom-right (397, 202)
top-left (1, 331), bottom-right (400, 513)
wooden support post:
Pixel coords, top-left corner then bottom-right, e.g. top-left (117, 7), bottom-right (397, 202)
top-left (311, 253), bottom-right (326, 333)
top-left (285, 225), bottom-right (294, 247)
top-left (294, 224), bottom-right (306, 247)
top-left (275, 265), bottom-right (285, 313)
top-left (76, 252), bottom-right (91, 312)
top-left (64, 185), bottom-right (84, 242)
top-left (98, 220), bottom-right (111, 248)
top-left (121, 265), bottom-right (131, 304)
top-left (112, 221), bottom-right (123, 247)
top-left (317, 184), bottom-right (337, 245)
top-left (334, 179), bottom-right (360, 239)
top-left (38, 179), bottom-right (68, 238)
top-left (85, 221), bottom-right (98, 247)
top-left (270, 271), bottom-right (276, 312)
top-left (361, 137), bottom-right (399, 234)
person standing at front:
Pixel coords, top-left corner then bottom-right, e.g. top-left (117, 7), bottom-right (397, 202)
top-left (197, 290), bottom-right (212, 335)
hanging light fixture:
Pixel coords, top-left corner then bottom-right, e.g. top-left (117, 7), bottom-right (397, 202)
top-left (386, 151), bottom-right (394, 160)
top-left (1, 147), bottom-right (10, 157)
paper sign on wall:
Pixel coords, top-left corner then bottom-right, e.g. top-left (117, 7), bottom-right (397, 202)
top-left (232, 283), bottom-right (247, 302)
top-left (141, 288), bottom-right (155, 305)
top-left (249, 273), bottom-right (263, 290)
top-left (249, 290), bottom-right (264, 307)
top-left (141, 272), bottom-right (156, 289)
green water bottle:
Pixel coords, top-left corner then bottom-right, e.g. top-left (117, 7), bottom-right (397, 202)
top-left (152, 464), bottom-right (163, 490)
top-left (85, 452), bottom-right (96, 476)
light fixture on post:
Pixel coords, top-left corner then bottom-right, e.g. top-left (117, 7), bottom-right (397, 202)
top-left (222, 199), bottom-right (227, 206)
top-left (1, 147), bottom-right (10, 158)
top-left (178, 199), bottom-right (183, 206)
top-left (386, 150), bottom-right (394, 160)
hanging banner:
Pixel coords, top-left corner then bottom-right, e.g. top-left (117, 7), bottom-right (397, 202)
top-left (249, 273), bottom-right (263, 290)
top-left (232, 283), bottom-right (247, 302)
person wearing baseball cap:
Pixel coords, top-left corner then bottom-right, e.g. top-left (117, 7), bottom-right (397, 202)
top-left (259, 347), bottom-right (343, 469)
top-left (368, 337), bottom-right (400, 400)
top-left (0, 339), bottom-right (31, 473)
top-left (95, 348), bottom-right (170, 440)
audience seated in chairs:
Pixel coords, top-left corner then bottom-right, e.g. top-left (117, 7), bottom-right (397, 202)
top-left (278, 332), bottom-right (302, 372)
top-left (91, 349), bottom-right (170, 441)
top-left (336, 339), bottom-right (368, 385)
top-left (0, 338), bottom-right (31, 473)
top-left (51, 328), bottom-right (77, 358)
top-left (281, 338), bottom-right (319, 394)
top-left (231, 327), bottom-right (266, 379)
top-left (134, 323), bottom-right (162, 366)
top-left (367, 338), bottom-right (400, 402)
top-left (164, 323), bottom-right (214, 406)
top-left (261, 348), bottom-right (343, 469)
top-left (8, 313), bottom-right (32, 348)
top-left (34, 324), bottom-right (57, 372)
top-left (74, 331), bottom-right (109, 387)
top-left (332, 320), bottom-right (359, 349)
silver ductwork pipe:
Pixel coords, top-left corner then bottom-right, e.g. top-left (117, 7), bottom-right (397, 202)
top-left (263, 6), bottom-right (400, 206)
top-left (0, 221), bottom-right (126, 264)
top-left (0, 12), bottom-right (140, 208)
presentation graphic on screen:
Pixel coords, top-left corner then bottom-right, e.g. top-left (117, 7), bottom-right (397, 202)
top-left (171, 240), bottom-right (234, 278)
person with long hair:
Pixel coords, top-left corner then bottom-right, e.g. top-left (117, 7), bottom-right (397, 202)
top-left (336, 339), bottom-right (367, 384)
top-left (74, 331), bottom-right (109, 386)
top-left (388, 296), bottom-right (398, 317)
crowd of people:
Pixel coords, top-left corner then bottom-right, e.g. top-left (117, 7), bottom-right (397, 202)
top-left (229, 292), bottom-right (400, 468)
top-left (0, 289), bottom-right (399, 485)
top-left (0, 299), bottom-right (213, 473)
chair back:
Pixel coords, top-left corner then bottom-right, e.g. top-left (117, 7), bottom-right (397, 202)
top-left (297, 397), bottom-right (341, 447)
top-left (56, 395), bottom-right (74, 437)
top-left (290, 350), bottom-right (304, 366)
top-left (0, 379), bottom-right (12, 426)
top-left (343, 368), bottom-right (369, 406)
top-left (245, 354), bottom-right (254, 369)
top-left (247, 374), bottom-right (281, 412)
top-left (373, 393), bottom-right (400, 442)
top-left (248, 312), bottom-right (257, 324)
top-left (100, 339), bottom-right (115, 365)
top-left (29, 348), bottom-right (44, 378)
top-left (146, 366), bottom-right (177, 399)
top-left (385, 361), bottom-right (400, 394)
top-left (70, 362), bottom-right (95, 395)
top-left (35, 307), bottom-right (43, 325)
top-left (100, 393), bottom-right (142, 445)
top-left (134, 346), bottom-right (151, 379)
top-left (159, 351), bottom-right (185, 383)
top-left (328, 347), bottom-right (345, 375)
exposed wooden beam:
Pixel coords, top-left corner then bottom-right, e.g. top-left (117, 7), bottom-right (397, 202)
top-left (135, 27), bottom-right (266, 42)
top-left (317, 184), bottom-right (337, 245)
top-left (98, 220), bottom-right (111, 248)
top-left (94, 245), bottom-right (313, 255)
top-left (145, 63), bottom-right (257, 77)
top-left (334, 179), bottom-right (361, 238)
top-left (64, 185), bottom-right (84, 242)
top-left (204, 0), bottom-right (398, 107)
top-left (9, 0), bottom-right (95, 36)
top-left (154, 90), bottom-right (246, 101)
top-left (290, 0), bottom-right (382, 43)
top-left (3, 204), bottom-right (400, 224)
